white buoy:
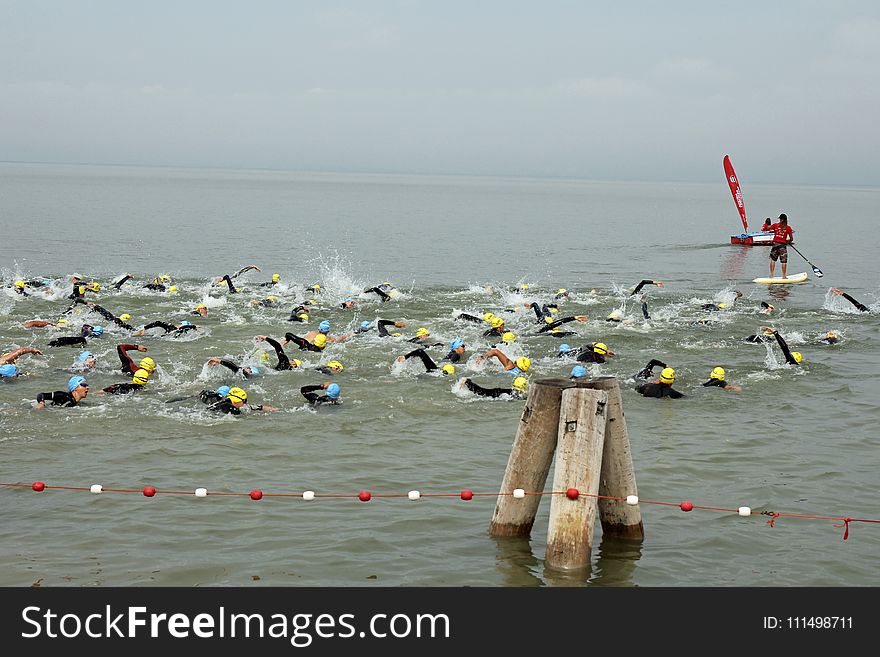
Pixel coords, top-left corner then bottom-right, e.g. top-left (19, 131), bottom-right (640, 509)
top-left (302, 490), bottom-right (315, 501)
top-left (90, 484), bottom-right (103, 494)
top-left (738, 506), bottom-right (752, 517)
top-left (626, 495), bottom-right (639, 506)
top-left (408, 490), bottom-right (420, 501)
top-left (194, 488), bottom-right (208, 497)
top-left (512, 488), bottom-right (526, 499)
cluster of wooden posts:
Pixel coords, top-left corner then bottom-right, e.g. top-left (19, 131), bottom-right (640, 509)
top-left (489, 377), bottom-right (644, 570)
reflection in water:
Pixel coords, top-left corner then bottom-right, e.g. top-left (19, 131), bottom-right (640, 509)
top-left (720, 246), bottom-right (750, 278)
top-left (768, 285), bottom-right (793, 302)
top-left (588, 536), bottom-right (643, 587)
top-left (491, 535), bottom-right (544, 587)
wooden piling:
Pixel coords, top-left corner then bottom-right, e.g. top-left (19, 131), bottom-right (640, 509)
top-left (545, 387), bottom-right (608, 570)
top-left (576, 377), bottom-right (644, 540)
top-left (489, 380), bottom-right (570, 537)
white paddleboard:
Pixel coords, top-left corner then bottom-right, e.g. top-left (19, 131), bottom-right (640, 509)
top-left (752, 272), bottom-right (809, 285)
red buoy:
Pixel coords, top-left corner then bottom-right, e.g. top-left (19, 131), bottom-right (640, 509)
top-left (249, 490), bottom-right (263, 501)
top-left (32, 481), bottom-right (45, 492)
top-left (358, 491), bottom-right (371, 502)
top-left (681, 500), bottom-right (694, 512)
top-left (566, 488), bottom-right (580, 500)
top-left (460, 490), bottom-right (474, 501)
top-left (143, 486), bottom-right (157, 497)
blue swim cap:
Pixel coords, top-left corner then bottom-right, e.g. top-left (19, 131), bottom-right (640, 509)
top-left (77, 351), bottom-right (94, 362)
top-left (571, 365), bottom-right (587, 379)
top-left (360, 320), bottom-right (371, 330)
top-left (319, 320), bottom-right (331, 333)
top-left (67, 375), bottom-right (86, 391)
top-left (559, 344), bottom-right (572, 353)
top-left (90, 326), bottom-right (104, 336)
top-left (344, 297), bottom-right (353, 303)
top-left (180, 321), bottom-right (193, 327)
top-left (216, 385), bottom-right (231, 397)
top-left (450, 339), bottom-right (465, 350)
top-left (326, 383), bottom-right (340, 400)
top-left (247, 366), bottom-right (262, 377)
top-left (0, 364), bottom-right (19, 378)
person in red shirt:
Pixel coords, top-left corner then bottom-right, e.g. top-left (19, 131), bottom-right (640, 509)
top-left (768, 213), bottom-right (794, 279)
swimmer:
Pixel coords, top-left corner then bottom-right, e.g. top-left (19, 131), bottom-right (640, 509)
top-left (524, 302), bottom-right (551, 322)
top-left (375, 319), bottom-right (406, 338)
top-left (395, 348), bottom-right (456, 376)
top-left (0, 363), bottom-right (22, 380)
top-left (572, 342), bottom-right (613, 364)
top-left (74, 299), bottom-right (135, 330)
top-left (249, 295), bottom-right (279, 308)
top-left (13, 280), bottom-right (30, 296)
top-left (484, 316), bottom-right (507, 337)
top-left (254, 335), bottom-right (302, 371)
top-left (636, 366), bottom-right (684, 399)
top-left (760, 301), bottom-right (775, 314)
top-left (497, 331), bottom-right (517, 345)
top-left (299, 320), bottom-right (350, 345)
top-left (315, 360), bottom-right (344, 375)
top-left (363, 282), bottom-right (394, 302)
top-left (408, 327), bottom-right (443, 346)
top-left (570, 365), bottom-right (588, 380)
top-left (537, 314), bottom-right (588, 334)
top-left (830, 288), bottom-right (870, 312)
top-left (630, 279), bottom-right (664, 296)
top-left (116, 343), bottom-right (152, 374)
top-left (701, 291), bottom-right (743, 312)
top-left (22, 319), bottom-right (69, 329)
top-left (208, 386), bottom-right (278, 414)
top-left (605, 309), bottom-right (635, 324)
top-left (101, 368), bottom-right (151, 395)
top-left (283, 332), bottom-right (327, 352)
top-left (259, 273), bottom-right (282, 288)
top-left (67, 280), bottom-right (100, 300)
top-left (287, 304), bottom-right (311, 322)
top-left (459, 376), bottom-right (527, 399)
top-left (744, 327), bottom-right (775, 344)
top-left (48, 324), bottom-right (104, 347)
top-left (73, 351), bottom-right (97, 371)
top-left (442, 339), bottom-right (467, 364)
top-left (34, 376), bottom-right (90, 408)
top-left (763, 327), bottom-right (803, 366)
top-left (206, 357), bottom-right (263, 379)
top-left (340, 298), bottom-right (357, 309)
top-left (134, 320), bottom-right (198, 338)
top-left (456, 312), bottom-right (484, 324)
top-left (702, 367), bottom-right (742, 392)
top-left (192, 304), bottom-right (209, 317)
top-left (305, 282), bottom-right (322, 294)
top-left (144, 275), bottom-right (172, 292)
top-left (301, 382), bottom-right (341, 406)
top-left (557, 344), bottom-right (573, 358)
top-left (816, 330), bottom-right (841, 345)
top-left (112, 273), bottom-right (133, 290)
top-left (475, 350), bottom-right (531, 376)
top-left (554, 288), bottom-right (570, 300)
top-left (213, 265), bottom-right (261, 288)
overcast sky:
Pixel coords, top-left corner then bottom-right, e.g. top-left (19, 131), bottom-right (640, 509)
top-left (2, 1), bottom-right (879, 185)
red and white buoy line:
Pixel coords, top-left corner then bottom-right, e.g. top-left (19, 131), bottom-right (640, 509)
top-left (3, 480), bottom-right (879, 541)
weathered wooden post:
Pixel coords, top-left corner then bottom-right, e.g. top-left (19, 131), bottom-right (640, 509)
top-left (545, 387), bottom-right (608, 570)
top-left (489, 380), bottom-right (569, 537)
top-left (575, 377), bottom-right (644, 539)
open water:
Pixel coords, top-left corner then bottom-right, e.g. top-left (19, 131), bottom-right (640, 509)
top-left (1, 163), bottom-right (878, 586)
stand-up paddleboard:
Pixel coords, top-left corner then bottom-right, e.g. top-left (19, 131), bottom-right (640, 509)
top-left (752, 272), bottom-right (808, 284)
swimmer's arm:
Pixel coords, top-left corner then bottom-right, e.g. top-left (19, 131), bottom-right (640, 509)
top-left (300, 384), bottom-right (322, 403)
top-left (1, 347), bottom-right (44, 364)
top-left (463, 379), bottom-right (508, 398)
top-left (770, 330), bottom-right (797, 364)
top-left (631, 280), bottom-right (664, 296)
top-left (400, 348), bottom-right (438, 371)
top-left (217, 359), bottom-right (242, 374)
top-left (231, 265), bottom-right (261, 279)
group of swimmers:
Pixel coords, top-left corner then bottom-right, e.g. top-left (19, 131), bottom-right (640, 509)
top-left (3, 269), bottom-right (873, 411)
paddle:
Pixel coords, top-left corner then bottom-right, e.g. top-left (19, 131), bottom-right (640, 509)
top-left (788, 243), bottom-right (824, 278)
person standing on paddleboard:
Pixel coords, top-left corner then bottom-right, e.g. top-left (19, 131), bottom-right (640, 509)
top-left (768, 214), bottom-right (794, 279)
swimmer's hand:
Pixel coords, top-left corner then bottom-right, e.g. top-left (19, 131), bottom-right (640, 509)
top-left (574, 315), bottom-right (588, 322)
top-left (395, 356), bottom-right (406, 363)
top-left (207, 358), bottom-right (221, 366)
top-left (830, 287), bottom-right (843, 295)
top-left (255, 335), bottom-right (267, 342)
top-left (136, 345), bottom-right (148, 352)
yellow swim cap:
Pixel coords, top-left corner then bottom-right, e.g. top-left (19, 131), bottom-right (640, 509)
top-left (491, 317), bottom-right (505, 329)
top-left (607, 310), bottom-right (622, 321)
top-left (327, 360), bottom-right (344, 371)
top-left (313, 334), bottom-right (327, 348)
top-left (483, 312), bottom-right (496, 323)
top-left (160, 275), bottom-right (171, 282)
top-left (710, 366), bottom-right (725, 380)
top-left (119, 313), bottom-right (132, 322)
top-left (391, 332), bottom-right (402, 337)
top-left (416, 327), bottom-right (430, 337)
top-left (138, 356), bottom-right (155, 372)
top-left (292, 359), bottom-right (302, 368)
top-left (89, 282), bottom-right (100, 292)
top-left (519, 283), bottom-right (530, 290)
top-left (825, 331), bottom-right (837, 340)
top-left (312, 283), bottom-right (321, 289)
top-left (512, 377), bottom-right (528, 393)
top-left (227, 387), bottom-right (247, 403)
top-left (14, 280), bottom-right (25, 289)
top-left (132, 369), bottom-right (150, 385)
top-left (297, 313), bottom-right (310, 321)
top-left (56, 319), bottom-right (68, 326)
top-left (593, 342), bottom-right (608, 355)
top-left (515, 357), bottom-right (531, 372)
top-left (441, 364), bottom-right (455, 376)
top-left (718, 303), bottom-right (728, 309)
top-left (557, 288), bottom-right (567, 294)
top-left (501, 331), bottom-right (517, 343)
top-left (195, 304), bottom-right (207, 311)
top-left (267, 296), bottom-right (277, 303)
top-left (659, 367), bottom-right (676, 384)
top-left (272, 273), bottom-right (280, 282)
top-left (168, 285), bottom-right (178, 293)
top-left (304, 299), bottom-right (316, 305)
top-left (544, 316), bottom-right (554, 324)
top-left (792, 351), bottom-right (803, 363)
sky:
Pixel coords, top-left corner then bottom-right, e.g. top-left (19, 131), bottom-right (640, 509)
top-left (1, 1), bottom-right (879, 185)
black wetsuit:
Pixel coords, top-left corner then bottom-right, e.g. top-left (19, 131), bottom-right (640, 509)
top-left (48, 324), bottom-right (93, 347)
top-left (574, 347), bottom-right (607, 364)
top-left (526, 302), bottom-right (549, 322)
top-left (144, 278), bottom-right (166, 291)
top-left (442, 350), bottom-right (462, 363)
top-left (218, 359), bottom-right (258, 379)
top-left (300, 384), bottom-right (338, 406)
top-left (284, 333), bottom-right (324, 352)
top-left (264, 337), bottom-right (294, 370)
top-left (630, 280), bottom-right (659, 296)
top-left (141, 321), bottom-right (198, 337)
top-left (113, 274), bottom-right (133, 290)
top-left (400, 348), bottom-right (438, 372)
top-left (364, 286), bottom-right (391, 302)
top-left (288, 305), bottom-right (310, 321)
top-left (538, 316), bottom-right (580, 333)
top-left (456, 313), bottom-right (483, 324)
top-left (103, 382), bottom-right (144, 395)
top-left (208, 398), bottom-right (242, 415)
top-left (839, 292), bottom-right (869, 312)
top-left (464, 380), bottom-right (517, 399)
top-left (701, 303), bottom-right (724, 311)
top-left (377, 320), bottom-right (399, 338)
top-left (483, 327), bottom-right (504, 338)
top-left (221, 275), bottom-right (237, 294)
top-left (636, 382), bottom-right (684, 399)
top-left (78, 300), bottom-right (134, 330)
top-left (745, 334), bottom-right (772, 344)
top-left (702, 379), bottom-right (728, 388)
top-left (198, 390), bottom-right (224, 404)
top-left (36, 390), bottom-right (79, 407)
top-left (14, 286), bottom-right (30, 296)
top-left (636, 359), bottom-right (667, 380)
top-left (772, 332), bottom-right (800, 365)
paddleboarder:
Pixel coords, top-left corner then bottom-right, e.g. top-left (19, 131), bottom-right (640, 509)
top-left (768, 214), bottom-right (794, 279)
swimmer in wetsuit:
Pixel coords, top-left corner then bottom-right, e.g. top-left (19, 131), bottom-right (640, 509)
top-left (442, 339), bottom-right (466, 364)
top-left (206, 357), bottom-right (263, 379)
top-left (300, 382), bottom-right (341, 406)
top-left (459, 376), bottom-right (527, 399)
top-left (635, 358), bottom-right (668, 380)
top-left (630, 279), bottom-right (665, 296)
top-left (701, 291), bottom-right (743, 312)
top-left (572, 342), bottom-right (613, 363)
top-left (283, 332), bottom-right (327, 352)
top-left (816, 330), bottom-right (840, 345)
top-left (364, 281), bottom-right (395, 302)
top-left (537, 314), bottom-right (588, 334)
top-left (208, 386), bottom-right (278, 414)
top-left (250, 295), bottom-right (278, 308)
top-left (134, 321), bottom-right (198, 338)
top-left (456, 312), bottom-right (484, 324)
top-left (34, 376), bottom-right (90, 409)
top-left (764, 328), bottom-right (803, 365)
top-left (47, 324), bottom-right (104, 347)
top-left (830, 288), bottom-right (870, 312)
top-left (315, 360), bottom-right (344, 375)
top-left (395, 348), bottom-right (456, 375)
top-left (702, 367), bottom-right (742, 392)
top-left (254, 335), bottom-right (302, 370)
top-left (102, 368), bottom-right (151, 395)
top-left (636, 366), bottom-right (684, 399)
top-left (260, 273), bottom-right (282, 288)
top-left (407, 327), bottom-right (443, 346)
